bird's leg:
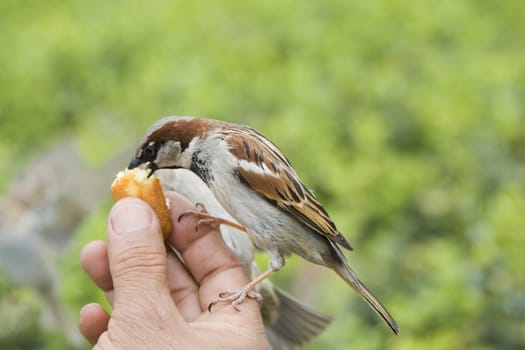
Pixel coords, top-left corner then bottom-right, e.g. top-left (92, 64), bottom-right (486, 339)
top-left (208, 268), bottom-right (277, 312)
top-left (177, 202), bottom-right (247, 233)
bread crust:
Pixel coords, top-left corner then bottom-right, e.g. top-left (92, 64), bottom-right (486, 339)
top-left (111, 168), bottom-right (172, 238)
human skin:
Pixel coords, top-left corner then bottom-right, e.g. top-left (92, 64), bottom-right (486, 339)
top-left (78, 192), bottom-right (269, 349)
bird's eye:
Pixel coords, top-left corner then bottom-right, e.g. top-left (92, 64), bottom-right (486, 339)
top-left (143, 143), bottom-right (157, 159)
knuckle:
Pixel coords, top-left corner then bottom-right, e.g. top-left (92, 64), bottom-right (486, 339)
top-left (112, 244), bottom-right (166, 282)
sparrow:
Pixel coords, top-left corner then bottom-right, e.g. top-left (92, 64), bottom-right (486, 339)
top-left (128, 116), bottom-right (399, 334)
top-left (157, 168), bottom-right (332, 349)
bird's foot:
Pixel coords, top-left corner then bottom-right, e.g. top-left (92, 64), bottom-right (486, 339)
top-left (178, 202), bottom-right (247, 232)
top-left (208, 287), bottom-right (263, 312)
top-left (208, 267), bottom-right (276, 312)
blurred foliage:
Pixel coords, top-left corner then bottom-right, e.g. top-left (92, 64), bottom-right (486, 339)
top-left (0, 274), bottom-right (44, 350)
top-left (1, 0), bottom-right (524, 349)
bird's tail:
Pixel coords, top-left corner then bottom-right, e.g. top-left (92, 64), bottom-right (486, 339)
top-left (334, 260), bottom-right (400, 335)
top-left (263, 286), bottom-right (332, 350)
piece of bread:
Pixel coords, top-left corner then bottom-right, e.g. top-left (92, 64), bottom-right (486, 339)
top-left (111, 168), bottom-right (172, 239)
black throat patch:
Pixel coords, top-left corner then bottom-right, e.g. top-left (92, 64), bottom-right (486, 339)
top-left (190, 151), bottom-right (214, 184)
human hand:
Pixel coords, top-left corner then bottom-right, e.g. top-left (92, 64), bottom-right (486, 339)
top-left (78, 192), bottom-right (269, 349)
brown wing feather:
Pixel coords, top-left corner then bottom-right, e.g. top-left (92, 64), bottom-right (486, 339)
top-left (223, 126), bottom-right (353, 250)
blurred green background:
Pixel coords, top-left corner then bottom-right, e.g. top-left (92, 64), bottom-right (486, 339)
top-left (1, 0), bottom-right (524, 349)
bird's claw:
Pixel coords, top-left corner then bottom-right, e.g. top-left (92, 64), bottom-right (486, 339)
top-left (177, 202), bottom-right (208, 222)
top-left (177, 203), bottom-right (247, 233)
top-left (208, 288), bottom-right (263, 312)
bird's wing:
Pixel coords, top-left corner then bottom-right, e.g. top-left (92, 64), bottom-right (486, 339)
top-left (223, 126), bottom-right (352, 250)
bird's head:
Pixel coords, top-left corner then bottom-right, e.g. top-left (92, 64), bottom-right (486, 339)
top-left (128, 116), bottom-right (211, 176)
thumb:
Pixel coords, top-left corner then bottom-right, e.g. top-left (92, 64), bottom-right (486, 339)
top-left (107, 198), bottom-right (174, 315)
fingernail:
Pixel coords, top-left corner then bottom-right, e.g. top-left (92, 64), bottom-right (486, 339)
top-left (80, 303), bottom-right (97, 317)
top-left (111, 201), bottom-right (153, 234)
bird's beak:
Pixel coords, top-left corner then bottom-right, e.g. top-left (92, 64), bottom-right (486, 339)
top-left (128, 157), bottom-right (142, 170)
top-left (128, 158), bottom-right (158, 178)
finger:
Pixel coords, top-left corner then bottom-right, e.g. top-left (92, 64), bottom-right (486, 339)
top-left (164, 192), bottom-right (257, 314)
top-left (81, 239), bottom-right (202, 320)
top-left (80, 240), bottom-right (114, 304)
top-left (78, 303), bottom-right (110, 346)
top-left (165, 247), bottom-right (202, 321)
top-left (107, 197), bottom-right (182, 323)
